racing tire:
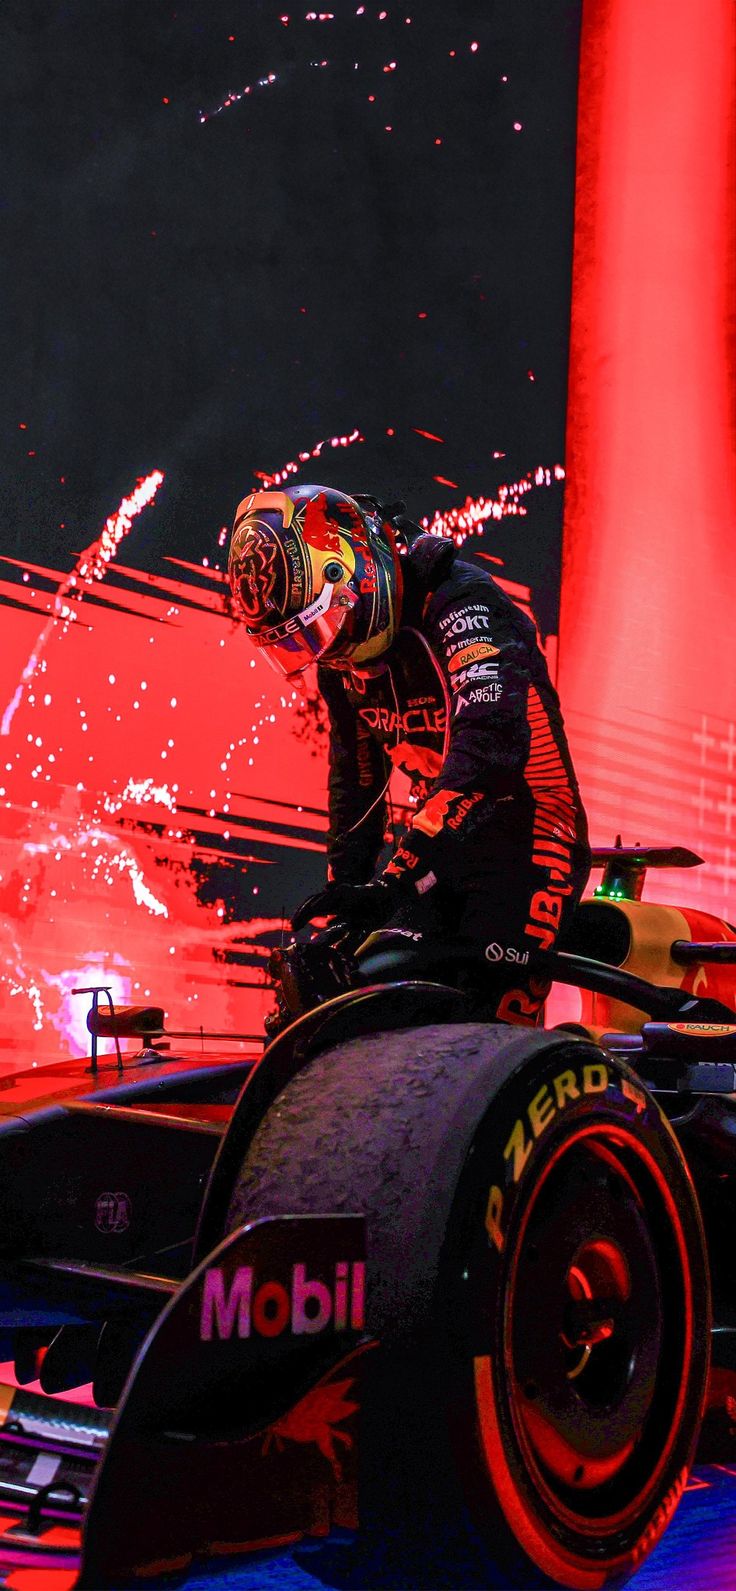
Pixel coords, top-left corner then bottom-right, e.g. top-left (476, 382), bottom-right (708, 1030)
top-left (226, 1023), bottom-right (710, 1589)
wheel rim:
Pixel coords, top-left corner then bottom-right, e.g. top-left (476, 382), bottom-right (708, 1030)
top-left (504, 1122), bottom-right (694, 1534)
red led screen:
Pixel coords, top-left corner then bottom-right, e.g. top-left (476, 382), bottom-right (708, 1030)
top-left (559, 0), bottom-right (736, 927)
top-left (0, 485), bottom-right (557, 1060)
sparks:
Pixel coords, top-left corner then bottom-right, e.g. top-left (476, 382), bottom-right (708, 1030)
top-left (253, 427), bottom-right (364, 487)
top-left (422, 465), bottom-right (565, 545)
top-left (103, 777), bottom-right (178, 817)
top-left (200, 59), bottom-right (331, 124)
top-left (200, 71), bottom-right (278, 123)
top-left (1, 471), bottom-right (164, 737)
top-left (94, 849), bottom-right (170, 918)
top-left (0, 963), bottom-right (44, 1032)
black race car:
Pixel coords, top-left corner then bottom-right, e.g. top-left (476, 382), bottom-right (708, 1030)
top-left (0, 843), bottom-right (735, 1590)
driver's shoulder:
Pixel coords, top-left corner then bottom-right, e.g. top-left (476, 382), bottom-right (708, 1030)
top-left (421, 559), bottom-right (531, 641)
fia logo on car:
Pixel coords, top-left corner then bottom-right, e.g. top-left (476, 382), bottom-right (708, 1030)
top-left (95, 1191), bottom-right (132, 1233)
top-left (200, 1261), bottom-right (366, 1341)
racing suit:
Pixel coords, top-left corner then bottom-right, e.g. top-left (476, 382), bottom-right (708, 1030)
top-left (317, 533), bottom-right (590, 1024)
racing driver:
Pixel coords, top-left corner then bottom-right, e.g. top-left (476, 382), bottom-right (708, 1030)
top-left (228, 483), bottom-right (590, 1025)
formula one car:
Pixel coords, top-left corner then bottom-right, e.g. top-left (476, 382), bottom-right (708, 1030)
top-left (0, 842), bottom-right (735, 1590)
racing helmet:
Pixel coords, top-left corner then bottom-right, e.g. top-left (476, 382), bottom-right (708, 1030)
top-left (228, 484), bottom-right (403, 678)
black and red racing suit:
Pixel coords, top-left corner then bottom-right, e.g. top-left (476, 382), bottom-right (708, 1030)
top-left (317, 533), bottom-right (589, 1025)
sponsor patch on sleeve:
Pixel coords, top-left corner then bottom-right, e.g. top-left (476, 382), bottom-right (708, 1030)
top-left (454, 681), bottom-right (504, 712)
top-left (438, 605), bottom-right (493, 636)
top-left (447, 641), bottom-right (500, 673)
top-left (450, 660), bottom-right (501, 693)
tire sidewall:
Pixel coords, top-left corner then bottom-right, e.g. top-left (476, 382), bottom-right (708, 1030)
top-left (435, 1047), bottom-right (711, 1590)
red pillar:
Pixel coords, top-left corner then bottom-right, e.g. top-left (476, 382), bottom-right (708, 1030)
top-left (559, 0), bottom-right (736, 918)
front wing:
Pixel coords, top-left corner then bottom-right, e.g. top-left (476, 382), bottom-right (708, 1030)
top-left (0, 1214), bottom-right (370, 1589)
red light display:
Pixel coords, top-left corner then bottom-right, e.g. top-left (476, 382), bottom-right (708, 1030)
top-left (0, 557), bottom-right (329, 1059)
top-left (0, 485), bottom-right (556, 1061)
top-left (559, 0), bottom-right (736, 926)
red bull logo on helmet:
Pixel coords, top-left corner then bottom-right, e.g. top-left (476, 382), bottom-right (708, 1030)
top-left (200, 1260), bottom-right (366, 1341)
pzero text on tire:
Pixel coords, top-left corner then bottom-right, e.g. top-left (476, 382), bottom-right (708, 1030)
top-left (227, 1023), bottom-right (710, 1588)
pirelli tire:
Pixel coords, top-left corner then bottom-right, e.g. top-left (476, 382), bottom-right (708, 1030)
top-left (226, 1022), bottom-right (710, 1589)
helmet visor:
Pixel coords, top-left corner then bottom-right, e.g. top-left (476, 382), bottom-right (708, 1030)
top-left (247, 582), bottom-right (358, 678)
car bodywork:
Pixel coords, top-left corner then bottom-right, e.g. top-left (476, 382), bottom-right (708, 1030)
top-left (0, 844), bottom-right (734, 1588)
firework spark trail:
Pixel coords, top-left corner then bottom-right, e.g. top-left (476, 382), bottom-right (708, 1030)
top-left (103, 778), bottom-right (178, 817)
top-left (200, 22), bottom-right (484, 127)
top-left (1, 470), bottom-right (164, 737)
top-left (253, 427), bottom-right (364, 488)
top-left (89, 844), bottom-right (169, 918)
top-left (199, 71), bottom-right (278, 123)
top-left (200, 60), bottom-right (331, 124)
top-left (422, 464), bottom-right (566, 544)
top-left (0, 965), bottom-right (44, 1032)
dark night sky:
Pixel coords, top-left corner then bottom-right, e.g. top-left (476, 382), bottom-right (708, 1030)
top-left (2, 0), bottom-right (581, 639)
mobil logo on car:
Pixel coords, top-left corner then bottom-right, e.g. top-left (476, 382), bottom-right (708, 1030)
top-left (200, 1259), bottom-right (366, 1342)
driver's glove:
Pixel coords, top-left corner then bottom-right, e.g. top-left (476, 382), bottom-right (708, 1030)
top-left (291, 878), bottom-right (397, 933)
